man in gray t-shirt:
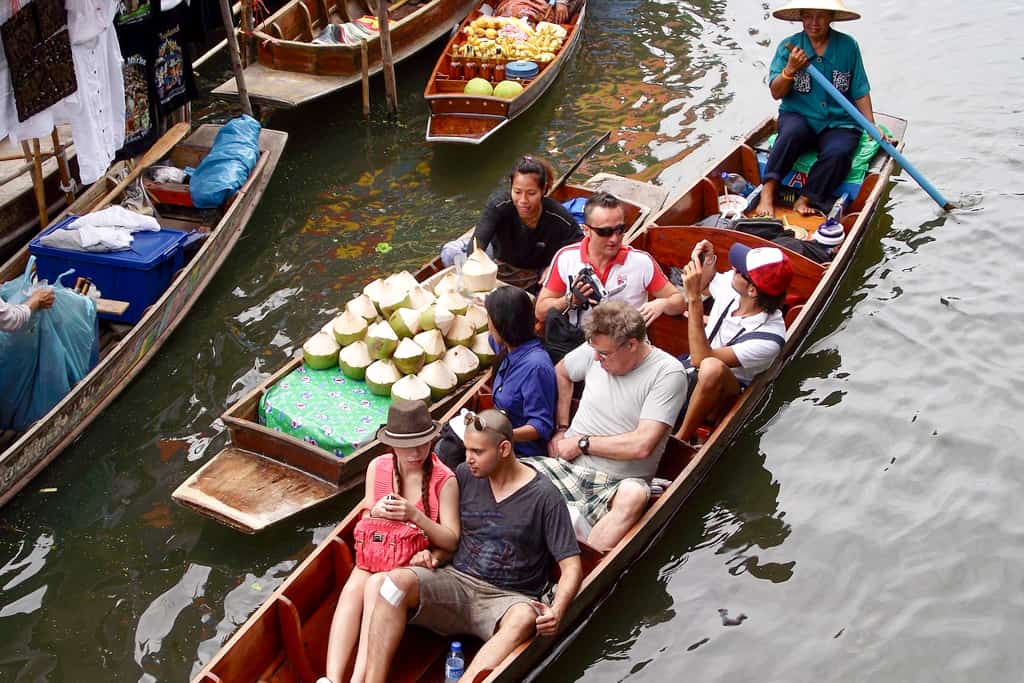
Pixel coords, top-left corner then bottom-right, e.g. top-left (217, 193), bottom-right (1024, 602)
top-left (528, 301), bottom-right (687, 552)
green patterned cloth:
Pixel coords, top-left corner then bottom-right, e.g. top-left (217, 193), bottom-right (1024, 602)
top-left (766, 124), bottom-right (890, 185)
top-left (259, 364), bottom-right (392, 458)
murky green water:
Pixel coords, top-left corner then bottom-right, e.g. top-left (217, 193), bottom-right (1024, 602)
top-left (3, 0), bottom-right (1024, 680)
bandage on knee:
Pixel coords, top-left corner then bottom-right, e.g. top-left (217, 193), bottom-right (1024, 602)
top-left (380, 575), bottom-right (406, 607)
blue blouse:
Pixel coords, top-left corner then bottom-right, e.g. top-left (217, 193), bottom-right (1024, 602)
top-left (491, 337), bottom-right (557, 458)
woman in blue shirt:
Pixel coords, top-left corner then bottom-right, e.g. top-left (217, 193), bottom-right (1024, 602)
top-left (485, 286), bottom-right (557, 458)
top-left (756, 0), bottom-right (895, 217)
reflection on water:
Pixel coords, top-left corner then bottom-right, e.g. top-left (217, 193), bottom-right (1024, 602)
top-left (4, 0), bottom-right (1024, 681)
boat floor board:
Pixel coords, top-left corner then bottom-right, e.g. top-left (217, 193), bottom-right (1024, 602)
top-left (425, 113), bottom-right (507, 143)
top-left (213, 63), bottom-right (356, 109)
top-left (173, 447), bottom-right (340, 534)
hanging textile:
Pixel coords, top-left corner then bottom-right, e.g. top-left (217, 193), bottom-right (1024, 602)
top-left (1, 0), bottom-right (78, 122)
top-left (114, 11), bottom-right (157, 157)
top-left (153, 2), bottom-right (195, 116)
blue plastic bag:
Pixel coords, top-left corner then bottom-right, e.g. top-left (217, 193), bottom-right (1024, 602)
top-left (0, 257), bottom-right (99, 431)
top-left (562, 197), bottom-right (587, 225)
top-left (189, 114), bottom-right (262, 209)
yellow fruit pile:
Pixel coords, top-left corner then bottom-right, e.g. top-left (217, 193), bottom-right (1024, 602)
top-left (459, 16), bottom-right (566, 63)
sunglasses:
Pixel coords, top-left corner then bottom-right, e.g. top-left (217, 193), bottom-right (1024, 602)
top-left (586, 223), bottom-right (627, 238)
top-left (588, 338), bottom-right (626, 360)
top-left (463, 410), bottom-right (512, 442)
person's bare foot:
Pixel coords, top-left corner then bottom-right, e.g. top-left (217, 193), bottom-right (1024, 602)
top-left (793, 196), bottom-right (818, 216)
top-left (754, 194), bottom-right (775, 217)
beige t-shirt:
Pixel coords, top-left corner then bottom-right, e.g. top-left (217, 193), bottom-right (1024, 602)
top-left (563, 343), bottom-right (687, 480)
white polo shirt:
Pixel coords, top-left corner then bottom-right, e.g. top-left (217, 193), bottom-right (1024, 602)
top-left (543, 237), bottom-right (670, 325)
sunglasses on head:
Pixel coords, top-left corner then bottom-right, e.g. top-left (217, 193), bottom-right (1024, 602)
top-left (463, 410), bottom-right (512, 442)
top-left (587, 223), bottom-right (627, 238)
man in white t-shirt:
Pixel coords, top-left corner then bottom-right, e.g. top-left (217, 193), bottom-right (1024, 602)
top-left (528, 301), bottom-right (687, 552)
top-left (534, 191), bottom-right (684, 329)
top-left (676, 240), bottom-right (793, 442)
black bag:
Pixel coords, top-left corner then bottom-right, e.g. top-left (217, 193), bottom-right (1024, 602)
top-left (732, 217), bottom-right (787, 241)
top-left (433, 421), bottom-right (466, 470)
top-left (543, 307), bottom-right (585, 363)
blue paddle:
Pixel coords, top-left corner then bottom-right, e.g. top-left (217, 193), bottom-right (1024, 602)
top-left (800, 65), bottom-right (954, 210)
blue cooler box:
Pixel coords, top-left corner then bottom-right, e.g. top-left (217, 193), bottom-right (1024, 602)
top-left (29, 216), bottom-right (188, 324)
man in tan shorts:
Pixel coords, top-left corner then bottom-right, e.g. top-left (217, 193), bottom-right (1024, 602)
top-left (363, 410), bottom-right (582, 683)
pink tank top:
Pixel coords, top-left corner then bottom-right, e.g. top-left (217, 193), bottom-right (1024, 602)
top-left (371, 453), bottom-right (453, 523)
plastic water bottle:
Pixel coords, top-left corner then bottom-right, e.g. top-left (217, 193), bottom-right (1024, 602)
top-left (444, 641), bottom-right (465, 682)
top-left (721, 172), bottom-right (754, 197)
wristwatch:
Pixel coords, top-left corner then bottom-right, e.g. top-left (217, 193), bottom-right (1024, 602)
top-left (577, 435), bottom-right (590, 455)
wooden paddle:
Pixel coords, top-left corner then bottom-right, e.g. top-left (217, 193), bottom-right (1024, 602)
top-left (550, 130), bottom-right (612, 194)
top-left (92, 122), bottom-right (191, 212)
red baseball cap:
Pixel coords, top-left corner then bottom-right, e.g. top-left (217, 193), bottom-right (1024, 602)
top-left (728, 243), bottom-right (793, 296)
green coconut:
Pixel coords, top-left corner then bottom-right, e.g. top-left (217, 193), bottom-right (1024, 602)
top-left (413, 329), bottom-right (446, 363)
top-left (432, 271), bottom-right (461, 297)
top-left (339, 340), bottom-right (372, 380)
top-left (463, 247), bottom-right (499, 292)
top-left (444, 314), bottom-right (476, 348)
top-left (493, 79), bottom-right (524, 100)
top-left (393, 338), bottom-right (426, 375)
top-left (391, 374), bottom-right (431, 404)
top-left (331, 309), bottom-right (368, 346)
top-left (418, 360), bottom-right (459, 401)
top-left (365, 360), bottom-right (402, 397)
top-left (465, 304), bottom-right (489, 333)
top-left (346, 293), bottom-right (380, 324)
top-left (388, 307), bottom-right (421, 339)
top-left (370, 280), bottom-right (409, 317)
top-left (436, 291), bottom-right (470, 316)
top-left (302, 332), bottom-right (340, 370)
top-left (405, 285), bottom-right (436, 311)
top-left (387, 270), bottom-right (419, 294)
top-left (419, 304), bottom-right (455, 336)
top-left (365, 320), bottom-right (399, 359)
top-left (470, 332), bottom-right (496, 368)
top-left (443, 345), bottom-right (480, 383)
top-left (363, 277), bottom-right (386, 301)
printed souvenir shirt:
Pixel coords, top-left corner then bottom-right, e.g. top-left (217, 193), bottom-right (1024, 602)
top-left (770, 29), bottom-right (870, 134)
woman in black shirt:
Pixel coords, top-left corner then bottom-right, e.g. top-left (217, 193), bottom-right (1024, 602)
top-left (467, 156), bottom-right (582, 288)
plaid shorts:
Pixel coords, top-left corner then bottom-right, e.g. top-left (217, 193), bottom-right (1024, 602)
top-left (524, 456), bottom-right (648, 526)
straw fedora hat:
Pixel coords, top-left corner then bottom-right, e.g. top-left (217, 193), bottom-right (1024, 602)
top-left (376, 399), bottom-right (440, 448)
top-left (772, 0), bottom-right (861, 22)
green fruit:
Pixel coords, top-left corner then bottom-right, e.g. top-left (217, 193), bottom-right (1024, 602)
top-left (464, 78), bottom-right (494, 96)
top-left (493, 80), bottom-right (524, 99)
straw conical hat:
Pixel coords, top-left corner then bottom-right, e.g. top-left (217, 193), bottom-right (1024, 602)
top-left (772, 0), bottom-right (861, 22)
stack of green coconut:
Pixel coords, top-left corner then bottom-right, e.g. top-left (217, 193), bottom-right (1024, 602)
top-left (300, 269), bottom-right (497, 403)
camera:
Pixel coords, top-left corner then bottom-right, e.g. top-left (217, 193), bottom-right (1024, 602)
top-left (568, 266), bottom-right (605, 309)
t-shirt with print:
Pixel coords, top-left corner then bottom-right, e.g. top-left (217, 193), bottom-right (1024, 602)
top-left (451, 463), bottom-right (579, 599)
top-left (704, 271), bottom-right (786, 385)
top-left (542, 237), bottom-right (670, 326)
top-left (770, 29), bottom-right (870, 134)
top-left (562, 343), bottom-right (687, 480)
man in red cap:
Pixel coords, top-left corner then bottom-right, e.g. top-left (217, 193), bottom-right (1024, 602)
top-left (675, 240), bottom-right (793, 442)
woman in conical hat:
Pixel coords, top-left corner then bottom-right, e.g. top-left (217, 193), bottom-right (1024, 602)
top-left (755, 0), bottom-right (894, 217)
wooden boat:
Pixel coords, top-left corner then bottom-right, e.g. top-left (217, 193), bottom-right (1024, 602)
top-left (0, 123), bottom-right (288, 508)
top-left (212, 0), bottom-right (477, 109)
top-left (423, 1), bottom-right (586, 144)
top-left (173, 165), bottom-right (668, 534)
top-left (189, 114), bottom-right (906, 682)
top-left (0, 128), bottom-right (80, 263)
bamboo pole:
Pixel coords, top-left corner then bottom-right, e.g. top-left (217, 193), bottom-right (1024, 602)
top-left (240, 0), bottom-right (255, 66)
top-left (374, 0), bottom-right (398, 116)
top-left (51, 128), bottom-right (75, 205)
top-left (361, 39), bottom-right (371, 117)
top-left (21, 140), bottom-right (48, 229)
top-left (219, 0), bottom-right (254, 116)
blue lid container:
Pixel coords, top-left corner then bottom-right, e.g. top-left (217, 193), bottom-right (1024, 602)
top-left (29, 215), bottom-right (188, 324)
top-left (505, 60), bottom-right (539, 80)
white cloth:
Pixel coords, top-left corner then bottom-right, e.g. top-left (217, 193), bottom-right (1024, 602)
top-left (561, 343), bottom-right (687, 480)
top-left (71, 205), bottom-right (159, 231)
top-left (39, 206), bottom-right (159, 251)
top-left (0, 299), bottom-right (31, 331)
top-left (705, 271), bottom-right (787, 385)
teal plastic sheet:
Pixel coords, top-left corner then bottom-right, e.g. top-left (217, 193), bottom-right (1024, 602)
top-left (259, 364), bottom-right (393, 458)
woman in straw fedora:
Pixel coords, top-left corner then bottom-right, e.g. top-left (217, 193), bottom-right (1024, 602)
top-left (321, 400), bottom-right (459, 683)
top-left (755, 0), bottom-right (895, 217)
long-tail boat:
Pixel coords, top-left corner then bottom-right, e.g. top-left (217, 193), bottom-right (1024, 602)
top-left (188, 112), bottom-right (906, 681)
top-left (423, 0), bottom-right (586, 144)
top-left (212, 0), bottom-right (477, 109)
top-left (172, 169), bottom-right (668, 534)
top-left (0, 123), bottom-right (288, 508)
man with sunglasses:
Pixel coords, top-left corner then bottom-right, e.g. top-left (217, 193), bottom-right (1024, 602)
top-left (535, 191), bottom-right (684, 329)
top-left (529, 301), bottom-right (688, 552)
top-left (364, 409), bottom-right (581, 683)
top-left (675, 240), bottom-right (792, 443)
